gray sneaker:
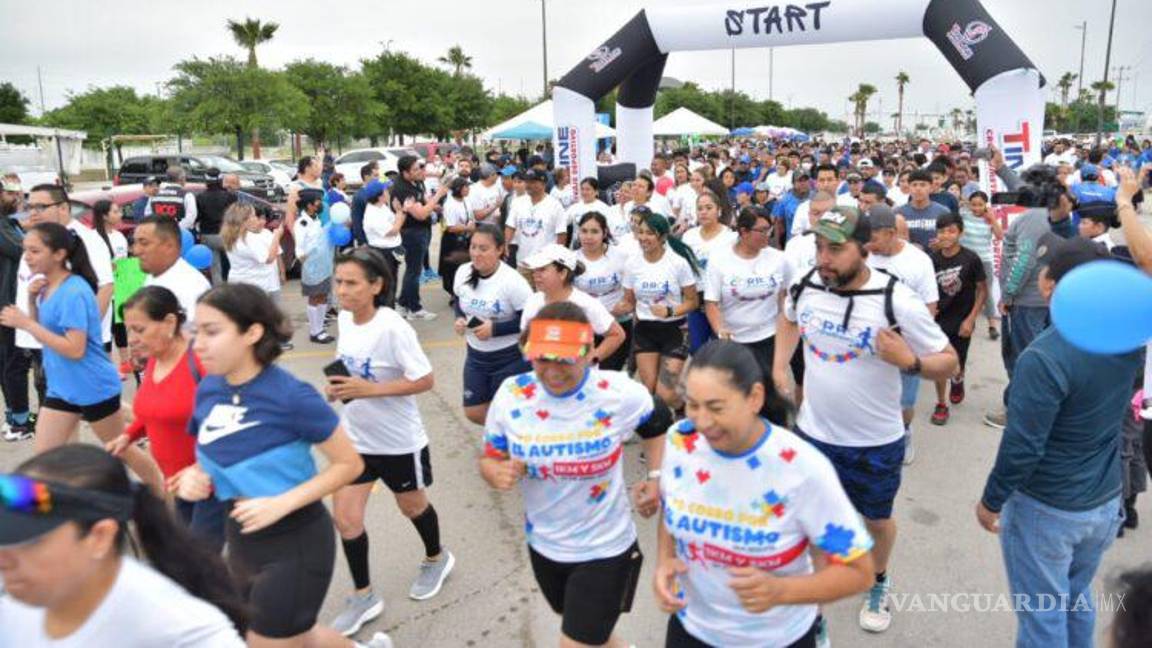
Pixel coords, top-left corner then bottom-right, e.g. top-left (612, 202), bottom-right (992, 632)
top-left (983, 408), bottom-right (1007, 429)
top-left (404, 308), bottom-right (438, 321)
top-left (409, 549), bottom-right (455, 600)
top-left (362, 632), bottom-right (394, 648)
top-left (331, 591), bottom-right (384, 637)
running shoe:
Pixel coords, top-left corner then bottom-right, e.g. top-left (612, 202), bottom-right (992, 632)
top-left (404, 309), bottom-right (438, 321)
top-left (331, 591), bottom-right (384, 637)
top-left (930, 403), bottom-right (949, 426)
top-left (859, 577), bottom-right (892, 632)
top-left (310, 332), bottom-right (336, 344)
top-left (949, 378), bottom-right (965, 405)
top-left (988, 326), bottom-right (1000, 341)
top-left (2, 423), bottom-right (32, 442)
top-left (983, 408), bottom-right (1007, 429)
top-left (902, 431), bottom-right (915, 465)
top-left (410, 549), bottom-right (455, 600)
top-left (815, 615), bottom-right (830, 648)
top-left (357, 633), bottom-right (394, 648)
top-left (280, 341), bottom-right (295, 352)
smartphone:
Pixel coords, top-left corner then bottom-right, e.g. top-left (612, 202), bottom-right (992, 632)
top-left (322, 360), bottom-right (355, 403)
top-left (466, 316), bottom-right (483, 329)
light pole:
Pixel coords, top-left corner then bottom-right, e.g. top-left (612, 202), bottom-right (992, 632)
top-left (730, 48), bottom-right (736, 129)
top-left (768, 48), bottom-right (774, 101)
top-left (1074, 22), bottom-right (1086, 97)
top-left (1095, 0), bottom-right (1117, 145)
top-left (540, 0), bottom-right (549, 97)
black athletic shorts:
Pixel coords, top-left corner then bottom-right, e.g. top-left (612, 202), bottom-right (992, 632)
top-left (665, 613), bottom-right (818, 647)
top-left (633, 319), bottom-right (689, 359)
top-left (41, 394), bottom-right (120, 423)
top-left (528, 541), bottom-right (643, 645)
top-left (946, 332), bottom-right (972, 371)
top-left (351, 446), bottom-right (433, 493)
top-left (227, 501), bottom-right (335, 639)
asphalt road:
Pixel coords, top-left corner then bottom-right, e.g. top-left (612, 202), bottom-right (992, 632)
top-left (1, 278), bottom-right (1148, 648)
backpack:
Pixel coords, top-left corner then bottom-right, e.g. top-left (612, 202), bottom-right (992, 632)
top-left (789, 266), bottom-right (899, 333)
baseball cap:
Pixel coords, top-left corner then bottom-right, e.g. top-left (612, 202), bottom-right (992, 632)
top-left (142, 175), bottom-right (161, 187)
top-left (1036, 233), bottom-right (1111, 283)
top-left (1078, 201), bottom-right (1116, 224)
top-left (1080, 164), bottom-right (1099, 181)
top-left (858, 158), bottom-right (874, 168)
top-left (204, 167), bottom-right (222, 182)
top-left (866, 205), bottom-right (898, 230)
top-left (754, 181), bottom-right (772, 193)
top-left (521, 243), bottom-right (579, 272)
top-left (362, 179), bottom-right (391, 200)
top-left (735, 181), bottom-right (755, 195)
top-left (522, 168), bottom-right (547, 183)
top-left (846, 172), bottom-right (863, 182)
top-left (0, 474), bottom-right (134, 547)
top-left (523, 318), bottom-right (594, 363)
top-left (793, 171), bottom-right (811, 182)
top-left (500, 164), bottom-right (519, 177)
top-left (814, 207), bottom-right (871, 245)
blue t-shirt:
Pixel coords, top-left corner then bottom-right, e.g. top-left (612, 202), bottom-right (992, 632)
top-left (39, 275), bottom-right (120, 405)
top-left (772, 190), bottom-right (808, 241)
top-left (896, 201), bottom-right (951, 249)
top-left (190, 364), bottom-right (339, 500)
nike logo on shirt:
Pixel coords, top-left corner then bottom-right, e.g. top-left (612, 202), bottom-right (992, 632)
top-left (198, 405), bottom-right (262, 445)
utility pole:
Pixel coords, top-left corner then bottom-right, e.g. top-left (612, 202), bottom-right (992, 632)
top-left (1074, 21), bottom-right (1087, 96)
top-left (730, 48), bottom-right (736, 129)
top-left (36, 66), bottom-right (46, 115)
top-left (1113, 65), bottom-right (1131, 121)
top-left (1095, 0), bottom-right (1117, 146)
top-left (540, 0), bottom-right (549, 98)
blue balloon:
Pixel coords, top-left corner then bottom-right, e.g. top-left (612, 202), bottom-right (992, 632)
top-left (180, 228), bottom-right (195, 254)
top-left (1051, 260), bottom-right (1152, 354)
top-left (328, 224), bottom-right (352, 247)
top-left (183, 244), bottom-right (213, 271)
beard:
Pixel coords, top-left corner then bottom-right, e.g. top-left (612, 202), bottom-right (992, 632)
top-left (819, 261), bottom-right (864, 289)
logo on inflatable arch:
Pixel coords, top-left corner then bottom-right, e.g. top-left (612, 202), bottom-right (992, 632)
top-left (985, 121), bottom-right (1032, 171)
top-left (557, 126), bottom-right (581, 193)
top-left (587, 45), bottom-right (623, 73)
top-left (947, 20), bottom-right (993, 60)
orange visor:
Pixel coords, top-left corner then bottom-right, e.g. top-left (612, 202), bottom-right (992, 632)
top-left (524, 319), bottom-right (594, 362)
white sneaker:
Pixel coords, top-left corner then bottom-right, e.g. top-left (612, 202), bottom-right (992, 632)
top-left (902, 431), bottom-right (915, 466)
top-left (358, 632), bottom-right (394, 648)
top-left (859, 578), bottom-right (892, 632)
top-left (404, 309), bottom-right (438, 321)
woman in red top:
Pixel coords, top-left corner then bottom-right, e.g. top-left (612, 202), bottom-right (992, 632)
top-left (107, 286), bottom-right (226, 551)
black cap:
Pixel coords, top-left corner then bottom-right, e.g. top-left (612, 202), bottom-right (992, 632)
top-left (1037, 233), bottom-right (1111, 283)
top-left (204, 167), bottom-right (222, 182)
top-left (142, 175), bottom-right (161, 186)
top-left (522, 168), bottom-right (547, 183)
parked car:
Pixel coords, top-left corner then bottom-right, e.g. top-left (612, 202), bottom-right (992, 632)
top-left (332, 147), bottom-right (419, 187)
top-left (114, 154), bottom-right (285, 201)
top-left (68, 184), bottom-right (298, 278)
top-left (6, 165), bottom-right (61, 191)
top-left (240, 160), bottom-right (293, 192)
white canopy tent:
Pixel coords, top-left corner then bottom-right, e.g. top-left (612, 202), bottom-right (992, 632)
top-left (482, 100), bottom-right (615, 140)
top-left (651, 107), bottom-right (728, 137)
top-left (0, 123), bottom-right (87, 177)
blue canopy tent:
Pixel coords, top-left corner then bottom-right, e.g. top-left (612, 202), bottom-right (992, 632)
top-left (730, 127), bottom-right (756, 137)
top-left (489, 121), bottom-right (554, 141)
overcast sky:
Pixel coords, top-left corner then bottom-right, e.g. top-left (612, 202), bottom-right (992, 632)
top-left (4, 0), bottom-right (1150, 127)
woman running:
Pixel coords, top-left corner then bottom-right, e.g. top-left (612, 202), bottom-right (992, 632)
top-left (0, 445), bottom-right (247, 646)
top-left (326, 248), bottom-right (454, 637)
top-left (574, 212), bottom-right (633, 371)
top-left (453, 224), bottom-right (533, 425)
top-left (106, 286), bottom-right (226, 550)
top-left (170, 283), bottom-right (389, 648)
top-left (0, 222), bottom-right (161, 491)
top-left (619, 208), bottom-right (699, 409)
top-left (703, 207), bottom-right (786, 381)
top-left (655, 341), bottom-right (875, 648)
top-left (481, 301), bottom-right (670, 648)
top-left (520, 243), bottom-right (625, 365)
top-left (681, 191), bottom-right (738, 352)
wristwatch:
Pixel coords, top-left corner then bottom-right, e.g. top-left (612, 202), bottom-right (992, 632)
top-left (905, 357), bottom-right (922, 375)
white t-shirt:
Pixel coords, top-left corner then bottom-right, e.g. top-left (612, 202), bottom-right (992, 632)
top-left (107, 230), bottom-right (129, 260)
top-left (336, 308), bottom-right (431, 455)
top-left (661, 419), bottom-right (873, 647)
top-left (574, 246), bottom-right (629, 316)
top-left (704, 245), bottom-right (785, 343)
top-left (443, 195), bottom-right (472, 231)
top-left (14, 258), bottom-right (43, 349)
top-left (226, 230), bottom-right (280, 293)
top-left (146, 258), bottom-right (211, 328)
top-left (453, 261), bottom-right (533, 353)
top-left (0, 557), bottom-right (245, 648)
top-left (623, 248), bottom-right (697, 322)
top-left (681, 226), bottom-right (738, 274)
top-left (605, 205), bottom-right (633, 245)
top-left (670, 184), bottom-right (698, 227)
top-left (867, 242), bottom-right (939, 306)
top-left (785, 270), bottom-right (949, 446)
top-left (565, 199), bottom-right (611, 229)
top-left (550, 184), bottom-right (576, 209)
top-left (765, 171), bottom-right (793, 198)
top-left (467, 181), bottom-right (503, 225)
top-left (294, 215), bottom-right (324, 262)
top-left (789, 201), bottom-right (813, 238)
top-left (67, 220), bottom-right (114, 344)
top-left (508, 195), bottom-right (566, 261)
top-left (1043, 151), bottom-right (1077, 166)
top-left (483, 367), bottom-right (653, 561)
top-left (835, 193), bottom-right (859, 208)
top-left (887, 187), bottom-right (910, 207)
top-left (781, 232), bottom-right (818, 290)
top-left (624, 195), bottom-right (673, 220)
top-left (520, 288), bottom-right (616, 335)
top-left (363, 202), bottom-right (400, 249)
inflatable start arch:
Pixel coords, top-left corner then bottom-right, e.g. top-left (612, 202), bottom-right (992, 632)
top-left (551, 0), bottom-right (1045, 193)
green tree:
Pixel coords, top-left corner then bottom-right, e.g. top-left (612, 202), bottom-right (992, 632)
top-left (284, 59), bottom-right (382, 148)
top-left (0, 82), bottom-right (30, 124)
top-left (848, 83), bottom-right (877, 136)
top-left (361, 50), bottom-right (451, 142)
top-left (654, 83), bottom-right (723, 125)
top-left (489, 93), bottom-right (534, 128)
top-left (781, 107), bottom-right (831, 133)
top-left (41, 85), bottom-right (160, 172)
top-left (437, 45), bottom-right (473, 77)
top-left (894, 71), bottom-right (910, 135)
top-left (1056, 72), bottom-right (1077, 109)
top-left (226, 17), bottom-right (279, 158)
top-left (441, 73), bottom-right (492, 136)
top-left (863, 121), bottom-right (881, 135)
top-left (168, 57), bottom-right (308, 159)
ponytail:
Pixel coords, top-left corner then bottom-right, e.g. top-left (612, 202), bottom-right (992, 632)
top-left (639, 211), bottom-right (699, 273)
top-left (90, 200), bottom-right (115, 257)
top-left (29, 222), bottom-right (100, 292)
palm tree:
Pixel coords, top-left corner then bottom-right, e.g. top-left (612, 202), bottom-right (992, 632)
top-left (1091, 79), bottom-right (1116, 102)
top-left (438, 45), bottom-right (473, 77)
top-left (894, 71), bottom-right (910, 135)
top-left (950, 108), bottom-right (965, 134)
top-left (225, 18), bottom-right (278, 159)
top-left (1056, 72), bottom-right (1078, 109)
top-left (848, 84), bottom-right (877, 137)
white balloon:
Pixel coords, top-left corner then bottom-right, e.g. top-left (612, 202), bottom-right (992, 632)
top-left (329, 202), bottom-right (352, 225)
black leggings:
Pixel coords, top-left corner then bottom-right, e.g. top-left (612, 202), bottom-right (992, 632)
top-left (665, 614), bottom-right (817, 648)
top-left (597, 319), bottom-right (633, 372)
